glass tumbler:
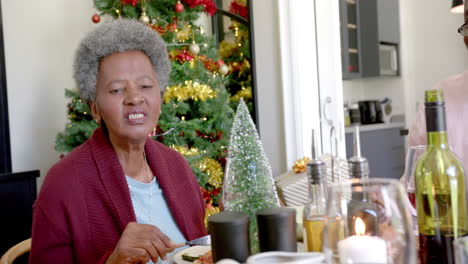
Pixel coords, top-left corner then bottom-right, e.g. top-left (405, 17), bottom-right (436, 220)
top-left (323, 178), bottom-right (417, 264)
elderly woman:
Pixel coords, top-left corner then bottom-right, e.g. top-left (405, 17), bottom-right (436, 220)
top-left (30, 19), bottom-right (206, 264)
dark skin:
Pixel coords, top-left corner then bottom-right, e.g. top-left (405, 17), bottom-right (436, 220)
top-left (90, 50), bottom-right (176, 264)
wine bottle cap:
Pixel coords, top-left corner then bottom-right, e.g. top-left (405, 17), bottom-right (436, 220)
top-left (256, 207), bottom-right (297, 252)
top-left (308, 129), bottom-right (326, 184)
top-left (425, 89), bottom-right (444, 103)
top-left (208, 211), bottom-right (250, 262)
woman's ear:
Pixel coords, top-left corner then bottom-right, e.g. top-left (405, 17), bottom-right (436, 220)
top-left (89, 100), bottom-right (101, 124)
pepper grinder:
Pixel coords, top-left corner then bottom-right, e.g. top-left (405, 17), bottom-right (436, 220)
top-left (208, 211), bottom-right (250, 262)
top-left (256, 207), bottom-right (297, 252)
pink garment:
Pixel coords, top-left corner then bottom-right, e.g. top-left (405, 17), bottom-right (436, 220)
top-left (408, 69), bottom-right (468, 169)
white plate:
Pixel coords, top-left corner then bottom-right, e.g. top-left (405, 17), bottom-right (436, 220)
top-left (246, 251), bottom-right (324, 264)
top-left (170, 245), bottom-right (211, 264)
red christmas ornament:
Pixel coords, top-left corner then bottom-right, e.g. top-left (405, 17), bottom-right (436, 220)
top-left (167, 22), bottom-right (178, 31)
top-left (121, 0), bottom-right (138, 6)
top-left (175, 1), bottom-right (185, 13)
top-left (216, 59), bottom-right (225, 67)
top-left (92, 14), bottom-right (101, 24)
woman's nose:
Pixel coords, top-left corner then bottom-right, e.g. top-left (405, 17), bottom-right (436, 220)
top-left (124, 89), bottom-right (144, 105)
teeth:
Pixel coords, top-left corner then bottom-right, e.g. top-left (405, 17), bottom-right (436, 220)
top-left (128, 113), bottom-right (144, 120)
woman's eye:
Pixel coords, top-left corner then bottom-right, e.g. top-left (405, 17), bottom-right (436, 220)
top-left (141, 85), bottom-right (153, 89)
top-left (110, 88), bottom-right (124, 94)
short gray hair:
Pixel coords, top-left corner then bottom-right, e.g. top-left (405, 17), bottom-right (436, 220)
top-left (73, 19), bottom-right (171, 102)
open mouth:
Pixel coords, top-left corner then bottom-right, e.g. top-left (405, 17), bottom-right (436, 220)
top-left (125, 111), bottom-right (147, 124)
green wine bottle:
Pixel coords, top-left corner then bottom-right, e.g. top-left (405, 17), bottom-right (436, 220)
top-left (415, 89), bottom-right (468, 264)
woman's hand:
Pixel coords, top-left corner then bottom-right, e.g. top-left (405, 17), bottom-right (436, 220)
top-left (106, 222), bottom-right (176, 264)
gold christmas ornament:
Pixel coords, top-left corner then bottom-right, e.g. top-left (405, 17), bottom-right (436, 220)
top-left (189, 59), bottom-right (196, 69)
top-left (230, 86), bottom-right (252, 101)
top-left (219, 42), bottom-right (237, 58)
top-left (242, 59), bottom-right (251, 70)
top-left (170, 145), bottom-right (200, 156)
top-left (176, 26), bottom-right (192, 42)
top-left (197, 157), bottom-right (223, 188)
top-left (189, 42), bottom-right (200, 55)
top-left (293, 157), bottom-right (311, 173)
top-left (204, 204), bottom-right (220, 226)
top-left (139, 12), bottom-right (150, 24)
top-left (164, 80), bottom-right (217, 103)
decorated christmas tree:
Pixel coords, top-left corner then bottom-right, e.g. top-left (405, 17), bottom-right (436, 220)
top-left (223, 99), bottom-right (280, 253)
top-left (219, 0), bottom-right (254, 112)
top-left (56, 0), bottom-right (236, 218)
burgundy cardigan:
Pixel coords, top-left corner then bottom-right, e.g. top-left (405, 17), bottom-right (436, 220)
top-left (30, 127), bottom-right (207, 263)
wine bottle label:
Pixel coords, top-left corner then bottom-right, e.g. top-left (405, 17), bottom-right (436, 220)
top-left (424, 101), bottom-right (447, 132)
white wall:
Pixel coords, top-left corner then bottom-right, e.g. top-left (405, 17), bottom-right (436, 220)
top-left (251, 0), bottom-right (287, 177)
top-left (343, 77), bottom-right (405, 116)
top-left (2, 0), bottom-right (96, 186)
top-left (343, 0), bottom-right (468, 127)
top-left (400, 0), bottom-right (468, 126)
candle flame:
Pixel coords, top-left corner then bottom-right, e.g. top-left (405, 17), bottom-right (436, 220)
top-left (355, 217), bottom-right (365, 236)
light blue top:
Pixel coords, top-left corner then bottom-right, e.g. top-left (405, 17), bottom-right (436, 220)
top-left (126, 176), bottom-right (187, 264)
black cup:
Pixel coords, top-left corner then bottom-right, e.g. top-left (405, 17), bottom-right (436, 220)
top-left (256, 207), bottom-right (297, 252)
top-left (208, 211), bottom-right (250, 262)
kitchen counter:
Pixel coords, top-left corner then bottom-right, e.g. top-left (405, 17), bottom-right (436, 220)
top-left (345, 122), bottom-right (405, 133)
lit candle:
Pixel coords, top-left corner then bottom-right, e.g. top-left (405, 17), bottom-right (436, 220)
top-left (337, 217), bottom-right (387, 264)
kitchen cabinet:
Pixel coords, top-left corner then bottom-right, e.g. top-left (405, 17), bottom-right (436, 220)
top-left (339, 0), bottom-right (400, 79)
top-left (345, 124), bottom-right (405, 179)
top-left (378, 0), bottom-right (400, 44)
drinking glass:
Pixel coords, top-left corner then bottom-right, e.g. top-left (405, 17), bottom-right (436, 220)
top-left (454, 236), bottom-right (468, 264)
top-left (401, 145), bottom-right (426, 208)
top-left (322, 178), bottom-right (417, 264)
top-left (401, 145), bottom-right (426, 233)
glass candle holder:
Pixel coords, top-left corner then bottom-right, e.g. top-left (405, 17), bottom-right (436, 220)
top-left (454, 235), bottom-right (468, 264)
top-left (323, 178), bottom-right (417, 264)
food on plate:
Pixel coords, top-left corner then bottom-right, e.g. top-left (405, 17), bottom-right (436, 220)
top-left (193, 250), bottom-right (213, 264)
top-left (181, 253), bottom-right (202, 262)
